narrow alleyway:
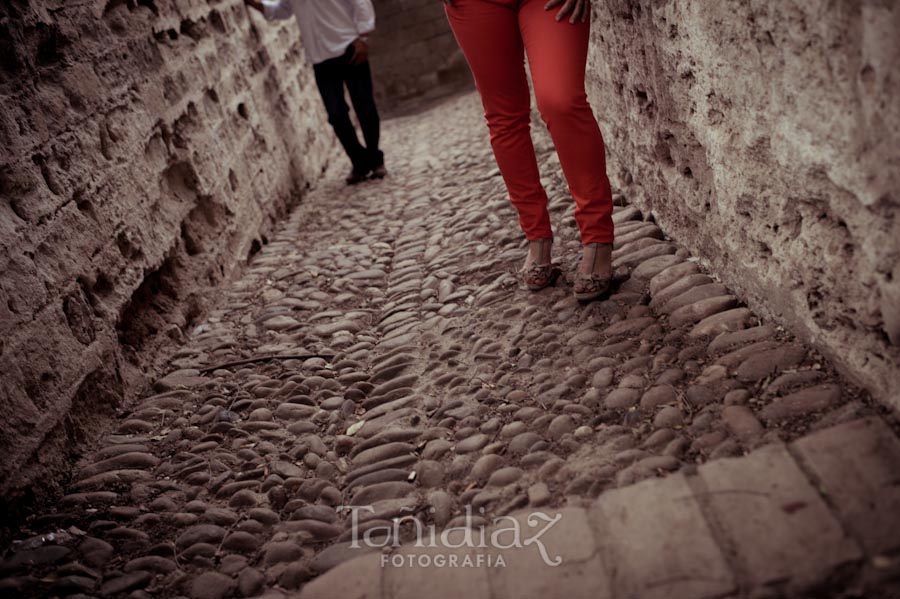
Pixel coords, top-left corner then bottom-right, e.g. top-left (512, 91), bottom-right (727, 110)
top-left (2, 92), bottom-right (898, 599)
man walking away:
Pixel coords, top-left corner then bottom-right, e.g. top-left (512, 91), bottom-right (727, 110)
top-left (245, 0), bottom-right (387, 185)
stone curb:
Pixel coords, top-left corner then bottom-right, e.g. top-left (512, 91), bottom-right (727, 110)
top-left (296, 417), bottom-right (900, 599)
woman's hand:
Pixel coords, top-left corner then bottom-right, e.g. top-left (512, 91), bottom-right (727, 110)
top-left (544, 0), bottom-right (590, 23)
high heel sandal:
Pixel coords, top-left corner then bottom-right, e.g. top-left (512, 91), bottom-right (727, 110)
top-left (520, 238), bottom-right (553, 291)
top-left (574, 242), bottom-right (612, 302)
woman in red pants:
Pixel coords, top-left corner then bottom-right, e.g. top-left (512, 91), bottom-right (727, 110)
top-left (444, 0), bottom-right (614, 301)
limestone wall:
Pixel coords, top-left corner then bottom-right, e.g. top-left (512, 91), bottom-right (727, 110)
top-left (0, 0), bottom-right (332, 511)
top-left (586, 0), bottom-right (900, 409)
top-left (370, 0), bottom-right (472, 110)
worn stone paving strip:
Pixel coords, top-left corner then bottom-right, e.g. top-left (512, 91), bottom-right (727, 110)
top-left (301, 417), bottom-right (900, 599)
top-left (0, 92), bottom-right (894, 599)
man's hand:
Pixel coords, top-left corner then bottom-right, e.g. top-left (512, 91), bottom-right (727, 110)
top-left (244, 0), bottom-right (264, 14)
top-left (544, 0), bottom-right (590, 23)
top-left (349, 37), bottom-right (370, 65)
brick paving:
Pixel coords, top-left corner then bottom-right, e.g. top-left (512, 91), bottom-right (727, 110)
top-left (2, 92), bottom-right (899, 599)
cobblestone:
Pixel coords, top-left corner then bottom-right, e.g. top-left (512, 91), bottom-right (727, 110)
top-left (1, 92), bottom-right (894, 598)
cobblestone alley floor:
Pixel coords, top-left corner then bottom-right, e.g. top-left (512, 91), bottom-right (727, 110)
top-left (2, 92), bottom-right (899, 599)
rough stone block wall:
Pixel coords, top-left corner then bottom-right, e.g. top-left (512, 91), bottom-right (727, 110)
top-left (585, 0), bottom-right (900, 409)
top-left (369, 0), bottom-right (472, 109)
top-left (0, 0), bottom-right (331, 513)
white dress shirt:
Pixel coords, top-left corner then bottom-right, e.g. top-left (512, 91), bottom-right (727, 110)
top-left (262, 0), bottom-right (375, 65)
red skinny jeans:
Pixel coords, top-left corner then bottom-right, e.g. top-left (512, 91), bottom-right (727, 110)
top-left (445, 0), bottom-right (614, 244)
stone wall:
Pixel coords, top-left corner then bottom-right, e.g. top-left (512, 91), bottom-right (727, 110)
top-left (370, 0), bottom-right (472, 110)
top-left (585, 0), bottom-right (900, 409)
top-left (0, 0), bottom-right (332, 513)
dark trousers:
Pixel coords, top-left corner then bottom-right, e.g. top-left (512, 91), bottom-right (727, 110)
top-left (313, 44), bottom-right (383, 171)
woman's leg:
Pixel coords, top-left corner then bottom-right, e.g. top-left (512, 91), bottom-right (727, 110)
top-left (444, 0), bottom-right (553, 248)
top-left (518, 0), bottom-right (614, 248)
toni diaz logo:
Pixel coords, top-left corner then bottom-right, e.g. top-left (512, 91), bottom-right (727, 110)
top-left (337, 505), bottom-right (564, 567)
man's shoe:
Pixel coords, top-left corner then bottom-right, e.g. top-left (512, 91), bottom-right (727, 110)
top-left (345, 167), bottom-right (370, 185)
top-left (371, 164), bottom-right (387, 179)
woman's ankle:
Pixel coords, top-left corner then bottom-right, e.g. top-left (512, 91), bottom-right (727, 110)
top-left (526, 238), bottom-right (553, 266)
top-left (578, 242), bottom-right (612, 275)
